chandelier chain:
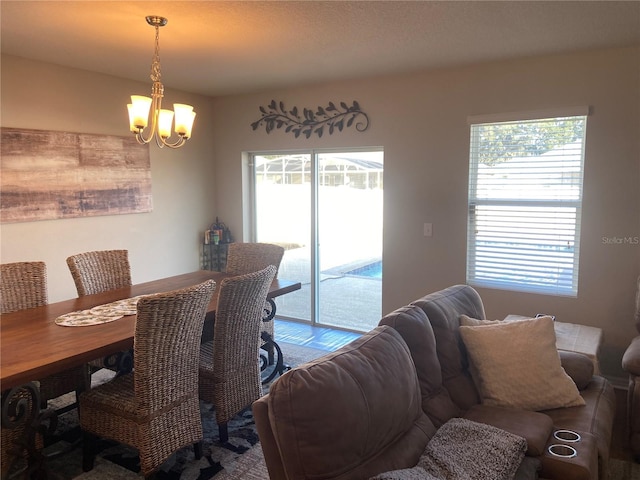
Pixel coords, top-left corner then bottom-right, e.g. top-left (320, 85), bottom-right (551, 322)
top-left (150, 25), bottom-right (162, 83)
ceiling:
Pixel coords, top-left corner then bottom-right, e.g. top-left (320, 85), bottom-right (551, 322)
top-left (2, 1), bottom-right (639, 97)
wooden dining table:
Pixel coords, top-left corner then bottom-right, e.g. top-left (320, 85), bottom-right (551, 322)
top-left (1, 269), bottom-right (301, 391)
top-left (0, 269), bottom-right (300, 478)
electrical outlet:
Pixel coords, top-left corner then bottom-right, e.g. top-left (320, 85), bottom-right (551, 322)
top-left (423, 223), bottom-right (433, 237)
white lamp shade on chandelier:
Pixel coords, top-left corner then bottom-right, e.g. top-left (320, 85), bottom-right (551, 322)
top-left (128, 16), bottom-right (196, 149)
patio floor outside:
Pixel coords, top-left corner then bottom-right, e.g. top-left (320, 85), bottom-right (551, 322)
top-left (273, 244), bottom-right (382, 333)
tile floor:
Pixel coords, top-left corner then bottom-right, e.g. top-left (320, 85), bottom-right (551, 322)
top-left (274, 318), bottom-right (362, 351)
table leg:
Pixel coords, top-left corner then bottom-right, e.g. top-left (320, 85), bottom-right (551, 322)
top-left (103, 350), bottom-right (134, 377)
top-left (263, 298), bottom-right (276, 365)
top-left (260, 298), bottom-right (291, 384)
top-left (2, 382), bottom-right (56, 480)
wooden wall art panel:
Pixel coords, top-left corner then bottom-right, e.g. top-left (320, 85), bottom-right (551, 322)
top-left (1, 128), bottom-right (152, 224)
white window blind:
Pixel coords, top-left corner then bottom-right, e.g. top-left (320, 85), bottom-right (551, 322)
top-left (467, 114), bottom-right (587, 296)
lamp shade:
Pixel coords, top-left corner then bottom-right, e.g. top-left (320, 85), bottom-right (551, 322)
top-left (128, 95), bottom-right (153, 132)
top-left (158, 109), bottom-right (175, 139)
top-left (174, 104), bottom-right (196, 138)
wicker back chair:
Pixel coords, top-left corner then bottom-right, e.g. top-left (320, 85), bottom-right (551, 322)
top-left (1, 262), bottom-right (89, 476)
top-left (0, 264), bottom-right (91, 404)
top-left (0, 386), bottom-right (44, 478)
top-left (66, 250), bottom-right (132, 372)
top-left (66, 249), bottom-right (132, 296)
top-left (0, 261), bottom-right (48, 314)
top-left (79, 279), bottom-right (216, 477)
top-left (225, 242), bottom-right (285, 277)
top-left (224, 243), bottom-right (284, 361)
top-left (199, 265), bottom-right (277, 443)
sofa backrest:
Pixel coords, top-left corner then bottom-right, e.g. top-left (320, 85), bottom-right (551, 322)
top-left (410, 284), bottom-right (485, 411)
top-left (379, 304), bottom-right (463, 427)
top-left (253, 326), bottom-right (436, 480)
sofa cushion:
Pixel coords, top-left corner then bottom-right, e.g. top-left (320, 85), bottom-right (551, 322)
top-left (463, 404), bottom-right (553, 456)
top-left (411, 285), bottom-right (486, 411)
top-left (558, 350), bottom-right (594, 390)
top-left (379, 305), bottom-right (462, 426)
top-left (459, 316), bottom-right (585, 411)
top-left (267, 325), bottom-right (435, 480)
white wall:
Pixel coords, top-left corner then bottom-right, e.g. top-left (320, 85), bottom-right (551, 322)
top-left (210, 46), bottom-right (640, 378)
top-left (1, 55), bottom-right (217, 302)
top-left (2, 47), bottom-right (638, 379)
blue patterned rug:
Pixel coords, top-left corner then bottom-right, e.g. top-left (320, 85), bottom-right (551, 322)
top-left (37, 343), bottom-right (328, 480)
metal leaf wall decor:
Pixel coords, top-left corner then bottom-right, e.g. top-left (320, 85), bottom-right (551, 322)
top-left (251, 100), bottom-right (369, 138)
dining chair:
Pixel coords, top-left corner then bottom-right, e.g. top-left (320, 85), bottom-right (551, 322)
top-left (1, 261), bottom-right (90, 476)
top-left (225, 243), bottom-right (285, 278)
top-left (79, 279), bottom-right (216, 478)
top-left (199, 265), bottom-right (277, 443)
top-left (0, 261), bottom-right (91, 406)
top-left (224, 243), bottom-right (285, 364)
top-left (66, 249), bottom-right (132, 296)
top-left (0, 385), bottom-right (46, 478)
top-left (66, 249), bottom-right (132, 373)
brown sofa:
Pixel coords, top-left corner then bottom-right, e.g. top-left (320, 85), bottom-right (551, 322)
top-left (621, 276), bottom-right (640, 460)
top-left (623, 336), bottom-right (640, 460)
top-left (254, 285), bottom-right (616, 480)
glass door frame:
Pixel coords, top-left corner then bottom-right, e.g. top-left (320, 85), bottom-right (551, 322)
top-left (248, 147), bottom-right (383, 328)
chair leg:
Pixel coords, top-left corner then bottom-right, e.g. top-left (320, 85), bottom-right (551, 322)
top-left (82, 431), bottom-right (97, 472)
top-left (218, 423), bottom-right (228, 444)
top-left (194, 441), bottom-right (202, 459)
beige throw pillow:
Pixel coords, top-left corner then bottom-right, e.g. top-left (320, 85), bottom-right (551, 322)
top-left (460, 315), bottom-right (504, 326)
top-left (459, 316), bottom-right (585, 411)
top-left (459, 314), bottom-right (530, 327)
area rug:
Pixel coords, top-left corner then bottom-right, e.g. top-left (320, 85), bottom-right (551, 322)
top-left (37, 342), bottom-right (328, 480)
top-left (17, 340), bottom-right (640, 480)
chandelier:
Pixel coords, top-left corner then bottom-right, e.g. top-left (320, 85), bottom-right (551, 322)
top-left (127, 16), bottom-right (196, 149)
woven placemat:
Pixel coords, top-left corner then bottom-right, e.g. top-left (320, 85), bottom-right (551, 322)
top-left (55, 297), bottom-right (142, 327)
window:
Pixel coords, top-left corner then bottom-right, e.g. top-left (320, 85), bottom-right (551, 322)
top-left (466, 109), bottom-right (588, 296)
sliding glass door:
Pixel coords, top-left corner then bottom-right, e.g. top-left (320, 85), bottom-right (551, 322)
top-left (254, 153), bottom-right (313, 322)
top-left (251, 149), bottom-right (383, 331)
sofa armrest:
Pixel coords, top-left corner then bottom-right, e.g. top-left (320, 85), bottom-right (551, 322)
top-left (559, 351), bottom-right (593, 390)
top-left (253, 395), bottom-right (287, 480)
top-left (623, 336), bottom-right (640, 377)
